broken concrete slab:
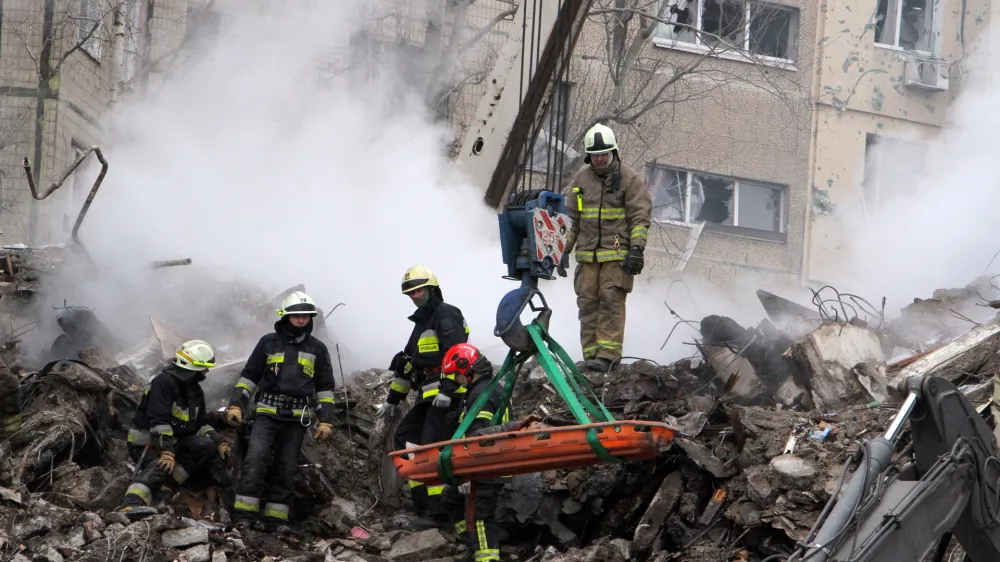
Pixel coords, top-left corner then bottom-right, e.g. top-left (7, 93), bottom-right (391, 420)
top-left (179, 544), bottom-right (211, 562)
top-left (633, 471), bottom-right (683, 556)
top-left (161, 527), bottom-right (209, 549)
top-left (385, 529), bottom-right (449, 561)
top-left (791, 322), bottom-right (887, 409)
top-left (769, 455), bottom-right (818, 488)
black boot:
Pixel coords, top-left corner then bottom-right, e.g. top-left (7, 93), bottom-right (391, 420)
top-left (585, 357), bottom-right (613, 372)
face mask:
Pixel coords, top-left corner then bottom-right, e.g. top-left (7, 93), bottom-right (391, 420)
top-left (413, 290), bottom-right (431, 308)
top-left (285, 319), bottom-right (310, 336)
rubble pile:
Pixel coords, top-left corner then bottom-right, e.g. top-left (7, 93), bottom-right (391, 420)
top-left (3, 246), bottom-right (1000, 561)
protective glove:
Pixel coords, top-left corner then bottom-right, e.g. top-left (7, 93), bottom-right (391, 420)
top-left (389, 351), bottom-right (410, 375)
top-left (157, 450), bottom-right (176, 473)
top-left (0, 413), bottom-right (22, 440)
top-left (217, 440), bottom-right (233, 461)
top-left (622, 245), bottom-right (645, 276)
top-left (314, 422), bottom-right (334, 442)
top-left (432, 392), bottom-right (452, 409)
top-left (556, 249), bottom-right (570, 278)
top-left (376, 403), bottom-right (399, 419)
top-left (224, 406), bottom-right (243, 427)
top-left (458, 481), bottom-right (471, 495)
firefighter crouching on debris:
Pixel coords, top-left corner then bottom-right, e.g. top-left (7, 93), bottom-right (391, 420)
top-left (559, 123), bottom-right (652, 373)
top-left (117, 340), bottom-right (232, 518)
top-left (225, 291), bottom-right (337, 530)
top-left (376, 265), bottom-right (469, 517)
top-left (440, 343), bottom-right (508, 562)
top-left (0, 359), bottom-right (21, 441)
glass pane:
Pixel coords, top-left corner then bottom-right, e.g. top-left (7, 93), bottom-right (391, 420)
top-left (737, 182), bottom-right (783, 232)
top-left (701, 0), bottom-right (746, 49)
top-left (749, 6), bottom-right (793, 59)
top-left (692, 174), bottom-right (734, 225)
top-left (646, 167), bottom-right (687, 222)
top-left (899, 0), bottom-right (932, 51)
top-left (655, 0), bottom-right (698, 44)
top-left (874, 0), bottom-right (891, 44)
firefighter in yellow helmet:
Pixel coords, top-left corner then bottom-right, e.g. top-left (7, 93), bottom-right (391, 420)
top-left (225, 291), bottom-right (337, 530)
top-left (116, 340), bottom-right (233, 519)
top-left (376, 265), bottom-right (469, 519)
top-left (560, 123), bottom-right (652, 373)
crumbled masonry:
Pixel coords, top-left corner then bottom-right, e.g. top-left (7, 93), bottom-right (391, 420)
top-left (1, 247), bottom-right (999, 561)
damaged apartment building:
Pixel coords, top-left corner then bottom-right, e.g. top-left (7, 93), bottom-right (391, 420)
top-left (0, 0), bottom-right (233, 246)
top-left (352, 0), bottom-right (995, 294)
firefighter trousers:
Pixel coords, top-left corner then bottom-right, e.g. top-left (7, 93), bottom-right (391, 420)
top-left (123, 434), bottom-right (228, 507)
top-left (442, 483), bottom-right (501, 562)
top-left (233, 415), bottom-right (305, 524)
top-left (574, 261), bottom-right (634, 361)
top-left (394, 396), bottom-right (461, 517)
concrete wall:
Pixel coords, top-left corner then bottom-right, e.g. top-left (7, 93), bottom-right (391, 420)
top-left (805, 0), bottom-right (994, 284)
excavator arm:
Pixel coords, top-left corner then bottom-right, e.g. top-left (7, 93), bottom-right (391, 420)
top-left (789, 376), bottom-right (1000, 562)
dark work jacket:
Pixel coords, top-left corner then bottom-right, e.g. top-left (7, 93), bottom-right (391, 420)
top-left (386, 292), bottom-right (469, 405)
top-left (132, 365), bottom-right (220, 452)
top-left (230, 319), bottom-right (336, 424)
top-left (458, 373), bottom-right (511, 438)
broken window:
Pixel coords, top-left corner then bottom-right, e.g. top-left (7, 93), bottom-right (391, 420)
top-left (862, 134), bottom-right (927, 218)
top-left (655, 0), bottom-right (798, 61)
top-left (77, 0), bottom-right (103, 60)
top-left (874, 0), bottom-right (933, 52)
top-left (646, 164), bottom-right (786, 234)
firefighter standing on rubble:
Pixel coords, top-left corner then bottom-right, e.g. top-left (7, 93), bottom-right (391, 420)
top-left (439, 343), bottom-right (508, 562)
top-left (117, 340), bottom-right (233, 518)
top-left (0, 359), bottom-right (21, 441)
top-left (224, 291), bottom-right (337, 530)
top-left (559, 123), bottom-right (652, 373)
top-left (376, 265), bottom-right (469, 518)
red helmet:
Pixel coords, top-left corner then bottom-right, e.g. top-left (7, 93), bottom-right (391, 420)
top-left (442, 343), bottom-right (484, 377)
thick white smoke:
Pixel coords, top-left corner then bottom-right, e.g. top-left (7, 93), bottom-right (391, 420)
top-left (842, 27), bottom-right (999, 314)
top-left (25, 1), bottom-right (733, 373)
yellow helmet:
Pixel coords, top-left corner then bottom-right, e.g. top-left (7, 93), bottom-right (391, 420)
top-left (583, 123), bottom-right (618, 154)
top-left (174, 339), bottom-right (216, 371)
top-left (277, 291), bottom-right (318, 317)
top-left (401, 265), bottom-right (439, 294)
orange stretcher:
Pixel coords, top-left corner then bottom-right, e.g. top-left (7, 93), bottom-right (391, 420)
top-left (390, 421), bottom-right (677, 486)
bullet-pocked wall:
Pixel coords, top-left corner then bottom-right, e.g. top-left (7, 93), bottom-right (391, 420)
top-left (805, 0), bottom-right (994, 285)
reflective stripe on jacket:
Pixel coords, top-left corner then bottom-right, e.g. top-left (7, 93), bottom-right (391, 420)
top-left (565, 160), bottom-right (652, 263)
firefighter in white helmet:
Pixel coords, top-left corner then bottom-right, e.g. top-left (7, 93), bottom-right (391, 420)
top-left (561, 123), bottom-right (652, 373)
top-left (225, 291), bottom-right (337, 530)
top-left (117, 340), bottom-right (233, 519)
top-left (377, 265), bottom-right (469, 519)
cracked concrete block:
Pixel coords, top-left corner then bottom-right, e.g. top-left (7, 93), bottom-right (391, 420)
top-left (179, 544), bottom-right (211, 562)
top-left (770, 455), bottom-right (818, 489)
top-left (161, 527), bottom-right (209, 549)
top-left (211, 551), bottom-right (228, 562)
top-left (792, 323), bottom-right (887, 409)
top-left (386, 529), bottom-right (449, 561)
top-left (34, 545), bottom-right (64, 562)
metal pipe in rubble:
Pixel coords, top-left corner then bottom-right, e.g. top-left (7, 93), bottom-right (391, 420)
top-left (23, 147), bottom-right (108, 257)
top-left (790, 393), bottom-right (917, 561)
top-left (151, 258), bottom-right (193, 269)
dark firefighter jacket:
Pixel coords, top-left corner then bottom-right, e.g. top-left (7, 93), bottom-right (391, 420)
top-left (230, 319), bottom-right (336, 424)
top-left (457, 371), bottom-right (512, 438)
top-left (386, 291), bottom-right (469, 405)
top-left (565, 159), bottom-right (653, 263)
top-left (129, 365), bottom-right (222, 452)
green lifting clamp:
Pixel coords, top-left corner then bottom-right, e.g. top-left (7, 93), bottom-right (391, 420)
top-left (436, 321), bottom-right (624, 486)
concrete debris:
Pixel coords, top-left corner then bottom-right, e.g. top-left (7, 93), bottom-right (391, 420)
top-left (6, 251), bottom-right (1000, 561)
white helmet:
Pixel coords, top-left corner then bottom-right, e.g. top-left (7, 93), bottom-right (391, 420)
top-left (174, 339), bottom-right (216, 371)
top-left (583, 123), bottom-right (618, 154)
top-left (277, 291), bottom-right (318, 317)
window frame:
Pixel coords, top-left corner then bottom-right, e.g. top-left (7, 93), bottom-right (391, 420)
top-left (77, 0), bottom-right (103, 62)
top-left (873, 0), bottom-right (935, 55)
top-left (526, 81), bottom-right (578, 174)
top-left (645, 163), bottom-right (789, 242)
top-left (652, 0), bottom-right (800, 66)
